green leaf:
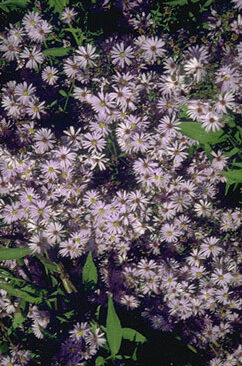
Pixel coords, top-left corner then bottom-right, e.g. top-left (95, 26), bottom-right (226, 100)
top-left (202, 0), bottom-right (214, 8)
top-left (12, 312), bottom-right (25, 329)
top-left (187, 344), bottom-right (198, 353)
top-left (82, 252), bottom-right (98, 285)
top-left (0, 0), bottom-right (30, 9)
top-left (95, 356), bottom-right (106, 366)
top-left (225, 148), bottom-right (239, 157)
top-left (232, 162), bottom-right (242, 168)
top-left (0, 248), bottom-right (31, 261)
top-left (179, 122), bottom-right (224, 144)
top-left (42, 47), bottom-right (72, 57)
top-left (0, 342), bottom-right (9, 354)
top-left (36, 255), bottom-right (60, 273)
top-left (0, 283), bottom-right (42, 304)
top-left (222, 169), bottom-right (242, 183)
top-left (48, 0), bottom-right (69, 13)
top-left (164, 0), bottom-right (188, 5)
top-left (106, 296), bottom-right (122, 356)
top-left (122, 328), bottom-right (146, 343)
top-left (59, 90), bottom-right (68, 97)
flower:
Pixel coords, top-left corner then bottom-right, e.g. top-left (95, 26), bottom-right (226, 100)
top-left (194, 199), bottom-right (211, 217)
top-left (76, 44), bottom-right (98, 68)
top-left (42, 66), bottom-right (59, 85)
top-left (184, 57), bottom-right (205, 82)
top-left (160, 223), bottom-right (180, 243)
top-left (34, 128), bottom-right (55, 153)
top-left (141, 36), bottom-right (165, 63)
top-left (20, 46), bottom-right (44, 68)
top-left (201, 112), bottom-right (223, 132)
top-left (110, 42), bottom-right (134, 68)
top-left (61, 7), bottom-right (77, 24)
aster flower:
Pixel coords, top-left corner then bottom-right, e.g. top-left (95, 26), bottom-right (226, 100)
top-left (26, 98), bottom-right (45, 119)
top-left (141, 36), bottom-right (165, 63)
top-left (110, 42), bottom-right (134, 68)
top-left (69, 322), bottom-right (90, 340)
top-left (0, 35), bottom-right (20, 61)
top-left (61, 7), bottom-right (77, 23)
top-left (63, 57), bottom-right (80, 78)
top-left (30, 20), bottom-right (52, 42)
top-left (22, 11), bottom-right (42, 30)
top-left (211, 150), bottom-right (228, 170)
top-left (34, 128), bottom-right (55, 153)
top-left (194, 199), bottom-right (211, 217)
top-left (42, 66), bottom-right (59, 85)
top-left (201, 112), bottom-right (223, 133)
top-left (184, 57), bottom-right (206, 82)
top-left (20, 46), bottom-right (44, 69)
top-left (160, 223), bottom-right (180, 243)
top-left (15, 81), bottom-right (36, 105)
top-left (75, 44), bottom-right (98, 68)
top-left (82, 131), bottom-right (106, 153)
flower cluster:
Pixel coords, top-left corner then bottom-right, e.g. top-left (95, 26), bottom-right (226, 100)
top-left (0, 3), bottom-right (241, 366)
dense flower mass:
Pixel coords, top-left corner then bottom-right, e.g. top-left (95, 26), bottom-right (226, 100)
top-left (0, 1), bottom-right (241, 365)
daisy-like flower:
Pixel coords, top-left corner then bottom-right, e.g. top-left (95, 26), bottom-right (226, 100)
top-left (73, 86), bottom-right (92, 102)
top-left (137, 259), bottom-right (157, 279)
top-left (63, 57), bottom-right (80, 78)
top-left (22, 11), bottom-right (42, 30)
top-left (30, 20), bottom-right (52, 43)
top-left (1, 96), bottom-right (21, 118)
top-left (194, 199), bottom-right (211, 217)
top-left (187, 100), bottom-right (209, 121)
top-left (15, 82), bottom-right (36, 105)
top-left (109, 85), bottom-right (133, 111)
top-left (69, 322), bottom-right (90, 340)
top-left (87, 153), bottom-right (109, 171)
top-left (131, 132), bottom-right (150, 153)
top-left (201, 111), bottom-right (223, 133)
top-left (54, 146), bottom-right (76, 167)
top-left (0, 36), bottom-right (20, 61)
top-left (44, 222), bottom-right (65, 244)
top-left (215, 91), bottom-right (235, 113)
top-left (211, 150), bottom-right (228, 170)
top-left (28, 233), bottom-right (47, 253)
top-left (34, 128), bottom-right (55, 153)
top-left (20, 46), bottom-right (44, 69)
top-left (26, 98), bottom-right (45, 119)
top-left (61, 7), bottom-right (77, 24)
top-left (88, 327), bottom-right (106, 347)
top-left (167, 141), bottom-right (188, 163)
top-left (160, 223), bottom-right (180, 243)
top-left (141, 36), bottom-right (165, 63)
top-left (76, 44), bottom-right (98, 68)
top-left (29, 200), bottom-right (51, 221)
top-left (127, 190), bottom-right (149, 211)
top-left (110, 42), bottom-right (134, 68)
top-left (158, 115), bottom-right (181, 136)
top-left (82, 131), bottom-right (106, 153)
top-left (184, 57), bottom-right (205, 82)
top-left (42, 66), bottom-right (59, 85)
top-left (200, 237), bottom-right (222, 258)
top-left (2, 202), bottom-right (22, 224)
top-left (59, 239), bottom-right (84, 258)
top-left (89, 91), bottom-right (115, 114)
top-left (41, 160), bottom-right (60, 180)
top-left (211, 269), bottom-right (232, 287)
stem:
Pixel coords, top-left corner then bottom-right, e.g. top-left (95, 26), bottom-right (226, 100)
top-left (68, 25), bottom-right (82, 46)
top-left (63, 81), bottom-right (75, 112)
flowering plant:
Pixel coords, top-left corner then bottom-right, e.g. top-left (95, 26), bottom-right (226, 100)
top-left (0, 1), bottom-right (241, 365)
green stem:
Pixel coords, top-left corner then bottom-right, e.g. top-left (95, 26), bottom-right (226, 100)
top-left (68, 25), bottom-right (82, 46)
top-left (63, 81), bottom-right (75, 112)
